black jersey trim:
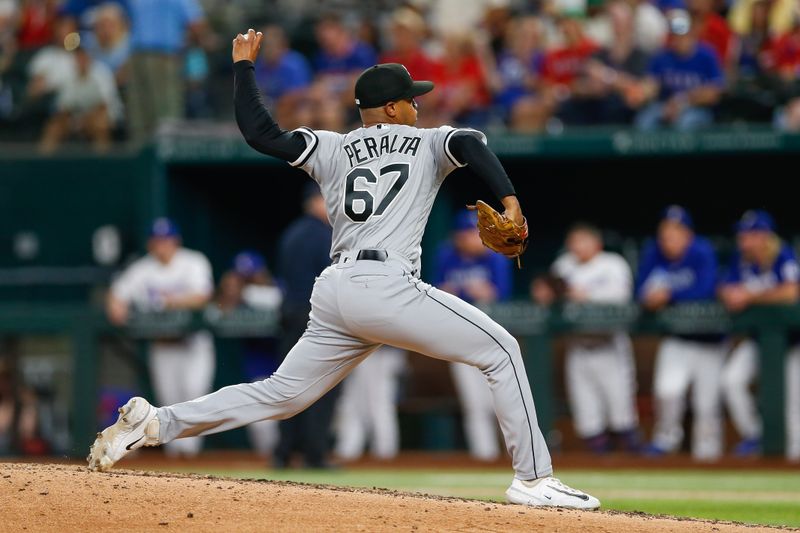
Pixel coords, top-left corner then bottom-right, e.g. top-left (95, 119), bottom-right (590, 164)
top-left (443, 129), bottom-right (463, 168)
top-left (290, 127), bottom-right (319, 168)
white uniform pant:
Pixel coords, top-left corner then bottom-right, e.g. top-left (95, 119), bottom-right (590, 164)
top-left (334, 345), bottom-right (406, 460)
top-left (651, 337), bottom-right (726, 460)
top-left (451, 361), bottom-right (501, 461)
top-left (565, 334), bottom-right (638, 438)
top-left (148, 332), bottom-right (215, 457)
top-left (721, 339), bottom-right (800, 459)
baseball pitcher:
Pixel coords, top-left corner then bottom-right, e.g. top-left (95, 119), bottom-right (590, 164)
top-left (88, 29), bottom-right (599, 509)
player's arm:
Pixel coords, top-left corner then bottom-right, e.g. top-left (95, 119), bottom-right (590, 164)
top-left (165, 257), bottom-right (214, 310)
top-left (683, 84), bottom-right (722, 106)
top-left (106, 269), bottom-right (136, 326)
top-left (447, 133), bottom-right (523, 225)
top-left (162, 293), bottom-right (212, 310)
top-left (748, 282), bottom-right (800, 305)
top-left (232, 29), bottom-right (308, 162)
top-left (106, 293), bottom-right (129, 326)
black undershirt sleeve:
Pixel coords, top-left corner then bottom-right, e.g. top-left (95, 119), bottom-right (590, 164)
top-left (447, 132), bottom-right (517, 200)
top-left (233, 60), bottom-right (307, 162)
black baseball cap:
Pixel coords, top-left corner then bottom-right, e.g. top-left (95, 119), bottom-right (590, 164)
top-left (354, 63), bottom-right (434, 109)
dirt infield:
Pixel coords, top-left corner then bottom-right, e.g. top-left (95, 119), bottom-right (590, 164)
top-left (1, 463), bottom-right (793, 533)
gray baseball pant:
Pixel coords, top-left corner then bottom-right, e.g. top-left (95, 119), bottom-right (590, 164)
top-left (156, 253), bottom-right (553, 480)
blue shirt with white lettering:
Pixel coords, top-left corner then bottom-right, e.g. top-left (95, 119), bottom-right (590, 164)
top-left (647, 43), bottom-right (724, 100)
top-left (434, 244), bottom-right (512, 304)
top-left (636, 236), bottom-right (718, 302)
top-left (721, 242), bottom-right (800, 290)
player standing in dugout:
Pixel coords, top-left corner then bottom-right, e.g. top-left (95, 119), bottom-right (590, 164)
top-left (88, 28), bottom-right (600, 510)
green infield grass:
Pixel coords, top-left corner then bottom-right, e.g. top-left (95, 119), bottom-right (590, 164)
top-left (157, 466), bottom-right (800, 528)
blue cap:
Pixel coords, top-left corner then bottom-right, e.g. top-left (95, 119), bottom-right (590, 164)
top-left (735, 209), bottom-right (775, 233)
top-left (661, 205), bottom-right (693, 229)
top-left (454, 209), bottom-right (478, 232)
top-left (149, 217), bottom-right (180, 238)
top-left (233, 250), bottom-right (266, 277)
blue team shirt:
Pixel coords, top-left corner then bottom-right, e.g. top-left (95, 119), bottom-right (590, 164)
top-left (636, 236), bottom-right (718, 302)
top-left (648, 43), bottom-right (724, 100)
top-left (254, 50), bottom-right (313, 102)
top-left (493, 50), bottom-right (542, 113)
top-left (313, 41), bottom-right (377, 74)
top-left (433, 245), bottom-right (512, 304)
top-left (128, 0), bottom-right (203, 53)
top-left (60, 0), bottom-right (130, 28)
top-left (722, 243), bottom-right (800, 291)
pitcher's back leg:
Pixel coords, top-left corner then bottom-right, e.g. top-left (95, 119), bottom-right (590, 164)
top-left (155, 333), bottom-right (380, 444)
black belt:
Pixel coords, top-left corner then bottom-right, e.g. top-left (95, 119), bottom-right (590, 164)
top-left (332, 249), bottom-right (388, 264)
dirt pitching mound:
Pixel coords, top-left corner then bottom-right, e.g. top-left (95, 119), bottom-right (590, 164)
top-left (0, 463), bottom-right (789, 532)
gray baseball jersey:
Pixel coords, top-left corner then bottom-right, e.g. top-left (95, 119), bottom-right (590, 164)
top-left (291, 124), bottom-right (485, 272)
top-left (154, 123), bottom-right (553, 481)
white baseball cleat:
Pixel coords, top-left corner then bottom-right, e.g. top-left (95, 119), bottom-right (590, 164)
top-left (87, 396), bottom-right (160, 472)
top-left (506, 476), bottom-right (601, 510)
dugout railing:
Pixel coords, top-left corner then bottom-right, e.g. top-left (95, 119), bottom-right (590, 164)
top-left (1, 302), bottom-right (794, 457)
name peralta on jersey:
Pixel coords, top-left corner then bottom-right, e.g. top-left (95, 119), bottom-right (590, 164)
top-left (291, 124), bottom-right (486, 271)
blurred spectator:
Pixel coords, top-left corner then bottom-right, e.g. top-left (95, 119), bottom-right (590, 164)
top-left (17, 0), bottom-right (58, 50)
top-left (532, 223), bottom-right (640, 454)
top-left (0, 0), bottom-right (16, 116)
top-left (39, 45), bottom-right (121, 153)
top-left (687, 0), bottom-right (734, 65)
top-left (380, 8), bottom-right (441, 86)
top-left (309, 13), bottom-right (377, 131)
top-left (81, 2), bottom-right (130, 84)
top-left (769, 14), bottom-right (800, 131)
top-left (253, 24), bottom-right (312, 131)
top-left (538, 15), bottom-right (600, 129)
top-left (106, 217), bottom-right (215, 458)
top-left (719, 0), bottom-right (776, 123)
top-left (425, 0), bottom-right (503, 37)
top-left (634, 10), bottom-right (724, 131)
top-left (217, 250), bottom-right (283, 458)
top-left (58, 0), bottom-right (129, 33)
top-left (729, 0), bottom-right (797, 38)
top-left (0, 357), bottom-right (40, 455)
top-left (483, 1), bottom-right (514, 58)
top-left (433, 210), bottom-right (511, 462)
top-left (732, 0), bottom-right (773, 81)
top-left (273, 182), bottom-right (337, 469)
top-left (631, 0), bottom-right (669, 54)
top-left (489, 16), bottom-right (546, 131)
top-left (126, 0), bottom-right (208, 142)
top-left (718, 210), bottom-right (800, 461)
top-left (217, 249), bottom-right (282, 313)
top-left (20, 17), bottom-right (77, 137)
top-left (637, 206), bottom-right (725, 461)
top-left (564, 1), bottom-right (651, 125)
top-left (435, 32), bottom-right (492, 127)
top-left (26, 18), bottom-right (76, 100)
top-left (184, 34), bottom-right (210, 119)
top-left (334, 345), bottom-right (406, 461)
top-left (380, 7), bottom-right (443, 127)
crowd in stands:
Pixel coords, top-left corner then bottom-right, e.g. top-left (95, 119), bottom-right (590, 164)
top-left (2, 0), bottom-right (800, 150)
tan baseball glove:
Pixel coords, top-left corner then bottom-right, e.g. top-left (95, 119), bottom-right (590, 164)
top-left (467, 200), bottom-right (529, 266)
